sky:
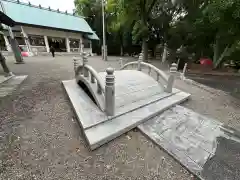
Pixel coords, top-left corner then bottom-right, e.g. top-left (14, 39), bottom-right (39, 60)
top-left (21, 0), bottom-right (75, 13)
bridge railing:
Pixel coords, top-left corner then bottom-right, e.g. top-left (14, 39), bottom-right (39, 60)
top-left (120, 53), bottom-right (176, 93)
top-left (74, 52), bottom-right (105, 95)
top-left (73, 52), bottom-right (115, 116)
top-left (84, 65), bottom-right (105, 94)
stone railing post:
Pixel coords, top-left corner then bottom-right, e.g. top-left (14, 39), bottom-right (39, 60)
top-left (138, 53), bottom-right (143, 71)
top-left (119, 57), bottom-right (123, 68)
top-left (105, 67), bottom-right (115, 116)
top-left (73, 57), bottom-right (77, 73)
top-left (165, 63), bottom-right (177, 93)
top-left (82, 52), bottom-right (89, 77)
top-left (170, 63), bottom-right (177, 75)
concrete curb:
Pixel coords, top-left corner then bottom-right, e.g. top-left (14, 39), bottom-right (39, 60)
top-left (187, 71), bottom-right (240, 77)
top-left (0, 75), bottom-right (15, 85)
top-left (183, 78), bottom-right (230, 96)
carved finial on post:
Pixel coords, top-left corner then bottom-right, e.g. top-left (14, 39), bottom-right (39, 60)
top-left (105, 67), bottom-right (115, 116)
top-left (82, 52), bottom-right (88, 77)
top-left (138, 53), bottom-right (143, 71)
top-left (170, 63), bottom-right (177, 75)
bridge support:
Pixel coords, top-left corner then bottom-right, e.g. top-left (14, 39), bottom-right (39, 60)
top-left (105, 67), bottom-right (115, 116)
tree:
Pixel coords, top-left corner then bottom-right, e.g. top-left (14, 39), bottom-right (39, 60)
top-left (107, 0), bottom-right (163, 61)
top-left (171, 0), bottom-right (240, 68)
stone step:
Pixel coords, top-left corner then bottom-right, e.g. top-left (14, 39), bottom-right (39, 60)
top-left (0, 75), bottom-right (14, 85)
top-left (0, 75), bottom-right (28, 98)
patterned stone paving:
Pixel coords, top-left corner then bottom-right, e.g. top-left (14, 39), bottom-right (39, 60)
top-left (138, 105), bottom-right (240, 180)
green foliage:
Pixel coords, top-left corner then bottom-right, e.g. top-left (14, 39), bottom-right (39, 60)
top-left (74, 0), bottom-right (240, 68)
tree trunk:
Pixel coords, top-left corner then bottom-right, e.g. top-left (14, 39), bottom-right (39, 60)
top-left (161, 44), bottom-right (167, 63)
top-left (0, 52), bottom-right (10, 74)
top-left (213, 37), bottom-right (219, 64)
top-left (142, 38), bottom-right (148, 61)
top-left (120, 46), bottom-right (123, 56)
top-left (214, 45), bottom-right (230, 69)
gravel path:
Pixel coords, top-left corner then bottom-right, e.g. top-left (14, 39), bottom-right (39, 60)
top-left (0, 56), bottom-right (239, 179)
top-left (0, 56), bottom-right (191, 180)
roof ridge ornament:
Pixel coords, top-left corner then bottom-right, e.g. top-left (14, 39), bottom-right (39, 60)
top-left (39, 4), bottom-right (41, 8)
top-left (48, 6), bottom-right (51, 10)
top-left (17, 0), bottom-right (20, 3)
top-left (28, 1), bottom-right (31, 6)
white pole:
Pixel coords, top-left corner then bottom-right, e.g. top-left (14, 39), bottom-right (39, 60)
top-left (102, 0), bottom-right (107, 61)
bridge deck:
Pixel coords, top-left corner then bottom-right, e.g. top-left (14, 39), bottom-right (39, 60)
top-left (98, 70), bottom-right (165, 109)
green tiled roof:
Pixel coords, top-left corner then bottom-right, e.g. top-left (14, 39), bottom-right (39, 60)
top-left (87, 31), bottom-right (99, 40)
top-left (1, 0), bottom-right (99, 40)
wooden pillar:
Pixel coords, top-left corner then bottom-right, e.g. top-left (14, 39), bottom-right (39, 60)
top-left (44, 36), bottom-right (50, 52)
top-left (66, 37), bottom-right (70, 53)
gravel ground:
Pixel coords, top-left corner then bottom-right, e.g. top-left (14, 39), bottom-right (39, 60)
top-left (0, 55), bottom-right (239, 180)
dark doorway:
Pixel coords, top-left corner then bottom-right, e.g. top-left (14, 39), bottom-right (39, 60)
top-left (48, 37), bottom-right (66, 52)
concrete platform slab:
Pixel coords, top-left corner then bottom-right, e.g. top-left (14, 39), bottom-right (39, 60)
top-left (62, 79), bottom-right (190, 150)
